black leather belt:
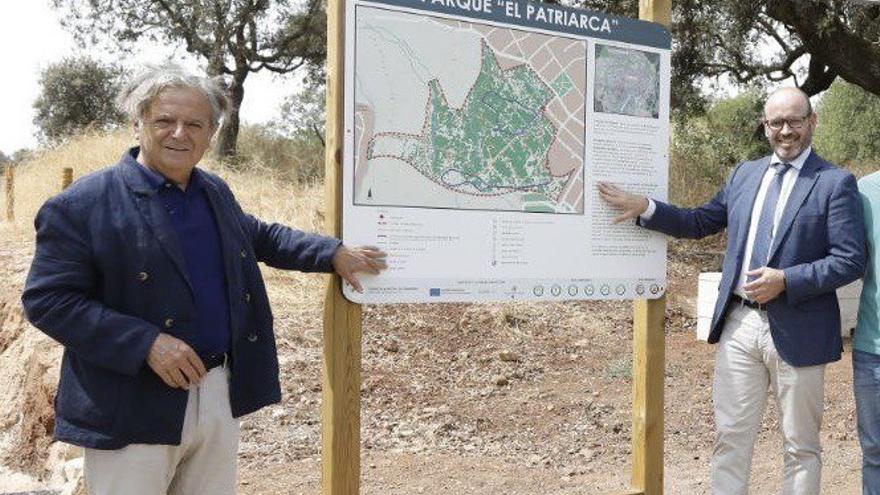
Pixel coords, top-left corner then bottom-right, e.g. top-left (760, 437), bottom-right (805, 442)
top-left (731, 294), bottom-right (767, 311)
top-left (201, 353), bottom-right (228, 370)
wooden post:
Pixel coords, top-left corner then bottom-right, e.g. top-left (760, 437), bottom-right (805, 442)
top-left (62, 167), bottom-right (73, 190)
top-left (322, 1), bottom-right (362, 494)
top-left (4, 165), bottom-right (12, 222)
top-left (640, 0), bottom-right (671, 28)
top-left (631, 2), bottom-right (670, 495)
top-left (631, 295), bottom-right (666, 495)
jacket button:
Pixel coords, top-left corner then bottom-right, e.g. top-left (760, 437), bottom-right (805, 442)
top-left (164, 318), bottom-right (174, 328)
top-left (244, 292), bottom-right (251, 302)
top-left (240, 250), bottom-right (247, 258)
top-left (138, 271), bottom-right (149, 282)
top-left (247, 334), bottom-right (258, 342)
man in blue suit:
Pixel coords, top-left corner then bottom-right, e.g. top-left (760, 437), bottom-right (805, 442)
top-left (22, 63), bottom-right (386, 494)
top-left (599, 87), bottom-right (866, 494)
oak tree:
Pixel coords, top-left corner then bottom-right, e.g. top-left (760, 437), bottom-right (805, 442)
top-left (33, 56), bottom-right (124, 142)
top-left (52, 0), bottom-right (326, 157)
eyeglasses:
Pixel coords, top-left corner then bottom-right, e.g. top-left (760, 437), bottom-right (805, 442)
top-left (764, 115), bottom-right (811, 131)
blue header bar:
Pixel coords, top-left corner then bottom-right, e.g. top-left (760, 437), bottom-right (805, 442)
top-left (358, 0), bottom-right (671, 49)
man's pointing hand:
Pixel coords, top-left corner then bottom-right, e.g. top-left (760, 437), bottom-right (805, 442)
top-left (597, 181), bottom-right (649, 223)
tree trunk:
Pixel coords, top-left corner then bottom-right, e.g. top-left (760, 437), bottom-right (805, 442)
top-left (216, 74), bottom-right (247, 158)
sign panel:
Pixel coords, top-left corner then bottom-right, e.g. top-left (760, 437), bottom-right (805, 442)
top-left (342, 0), bottom-right (671, 303)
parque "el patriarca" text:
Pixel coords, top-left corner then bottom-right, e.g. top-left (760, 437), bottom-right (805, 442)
top-left (420, 0), bottom-right (616, 34)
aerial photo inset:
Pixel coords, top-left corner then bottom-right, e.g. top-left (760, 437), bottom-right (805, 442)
top-left (593, 44), bottom-right (660, 118)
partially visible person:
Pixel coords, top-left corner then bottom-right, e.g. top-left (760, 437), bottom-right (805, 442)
top-left (855, 172), bottom-right (880, 495)
top-left (21, 62), bottom-right (385, 495)
top-left (598, 87), bottom-right (866, 494)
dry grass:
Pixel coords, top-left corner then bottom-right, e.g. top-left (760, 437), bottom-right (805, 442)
top-left (219, 165), bottom-right (330, 330)
top-left (0, 130), bottom-right (331, 327)
top-left (3, 130), bottom-right (326, 230)
top-left (3, 131), bottom-right (133, 232)
top-left (668, 151), bottom-right (723, 208)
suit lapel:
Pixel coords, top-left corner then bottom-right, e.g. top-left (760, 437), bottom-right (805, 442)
top-left (119, 158), bottom-right (195, 297)
top-left (733, 157), bottom-right (771, 263)
top-left (132, 193), bottom-right (195, 298)
top-left (767, 152), bottom-right (821, 263)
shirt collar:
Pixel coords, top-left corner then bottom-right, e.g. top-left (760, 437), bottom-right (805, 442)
top-left (770, 145), bottom-right (811, 171)
top-left (130, 147), bottom-right (203, 192)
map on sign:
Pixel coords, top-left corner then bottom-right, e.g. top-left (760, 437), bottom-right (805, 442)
top-left (353, 6), bottom-right (586, 214)
top-left (594, 44), bottom-right (661, 118)
top-left (343, 0), bottom-right (671, 304)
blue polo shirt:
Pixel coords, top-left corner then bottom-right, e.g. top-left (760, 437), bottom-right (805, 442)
top-left (136, 158), bottom-right (230, 357)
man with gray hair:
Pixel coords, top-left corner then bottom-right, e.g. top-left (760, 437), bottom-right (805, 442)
top-left (21, 62), bottom-right (386, 494)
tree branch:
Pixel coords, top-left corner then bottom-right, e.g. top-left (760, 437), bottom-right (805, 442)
top-left (152, 0), bottom-right (212, 58)
top-left (799, 56), bottom-right (838, 97)
top-left (766, 0), bottom-right (880, 94)
top-left (312, 123), bottom-right (325, 148)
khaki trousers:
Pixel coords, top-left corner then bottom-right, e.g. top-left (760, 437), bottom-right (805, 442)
top-left (711, 304), bottom-right (825, 495)
top-left (84, 366), bottom-right (240, 495)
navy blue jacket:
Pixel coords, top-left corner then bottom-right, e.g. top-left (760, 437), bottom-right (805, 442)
top-left (643, 152), bottom-right (866, 366)
top-left (21, 148), bottom-right (341, 449)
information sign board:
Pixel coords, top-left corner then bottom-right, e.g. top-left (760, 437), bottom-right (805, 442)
top-left (342, 0), bottom-right (671, 303)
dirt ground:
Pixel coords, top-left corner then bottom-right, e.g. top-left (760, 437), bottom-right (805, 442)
top-left (0, 224), bottom-right (865, 494)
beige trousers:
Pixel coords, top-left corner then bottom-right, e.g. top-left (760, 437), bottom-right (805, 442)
top-left (84, 366), bottom-right (240, 495)
top-left (711, 304), bottom-right (825, 495)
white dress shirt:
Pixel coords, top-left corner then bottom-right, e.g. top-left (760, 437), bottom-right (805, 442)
top-left (640, 146), bottom-right (813, 298)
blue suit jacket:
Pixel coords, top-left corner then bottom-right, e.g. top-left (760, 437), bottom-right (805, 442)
top-left (21, 148), bottom-right (342, 449)
top-left (643, 151), bottom-right (866, 366)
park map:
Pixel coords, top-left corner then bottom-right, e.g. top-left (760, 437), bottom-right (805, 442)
top-left (353, 6), bottom-right (586, 214)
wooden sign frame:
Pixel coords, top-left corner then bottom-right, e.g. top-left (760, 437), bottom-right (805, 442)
top-left (321, 1), bottom-right (670, 493)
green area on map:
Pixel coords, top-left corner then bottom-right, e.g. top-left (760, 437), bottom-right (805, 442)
top-left (368, 41), bottom-right (562, 197)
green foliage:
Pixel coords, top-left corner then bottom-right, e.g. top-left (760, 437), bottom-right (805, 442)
top-left (813, 81), bottom-right (880, 166)
top-left (33, 56), bottom-right (124, 142)
top-left (52, 1), bottom-right (326, 72)
top-left (274, 78), bottom-right (326, 146)
top-left (51, 0), bottom-right (327, 157)
top-left (672, 90), bottom-right (769, 188)
top-left (0, 150), bottom-right (8, 164)
top-left (670, 90), bottom-right (770, 207)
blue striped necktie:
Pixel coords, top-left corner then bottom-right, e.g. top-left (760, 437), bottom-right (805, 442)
top-left (748, 163), bottom-right (791, 278)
